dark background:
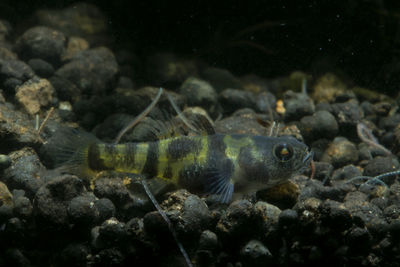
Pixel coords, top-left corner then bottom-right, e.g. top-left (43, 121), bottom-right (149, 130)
top-left (2, 0), bottom-right (400, 94)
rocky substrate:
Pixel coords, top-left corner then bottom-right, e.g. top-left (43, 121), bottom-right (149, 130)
top-left (0, 3), bottom-right (400, 267)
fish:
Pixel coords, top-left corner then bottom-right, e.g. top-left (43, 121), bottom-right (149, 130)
top-left (46, 127), bottom-right (312, 203)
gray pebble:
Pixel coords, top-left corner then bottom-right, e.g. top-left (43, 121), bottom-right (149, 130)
top-left (299, 110), bottom-right (338, 141)
top-left (321, 137), bottom-right (359, 167)
top-left (283, 91), bottom-right (315, 121)
top-left (15, 26), bottom-right (66, 65)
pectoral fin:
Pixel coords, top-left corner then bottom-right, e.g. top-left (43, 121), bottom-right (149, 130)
top-left (204, 169), bottom-right (234, 204)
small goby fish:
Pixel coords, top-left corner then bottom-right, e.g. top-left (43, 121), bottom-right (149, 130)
top-left (48, 129), bottom-right (312, 203)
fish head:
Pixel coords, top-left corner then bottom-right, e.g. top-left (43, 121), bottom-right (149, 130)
top-left (237, 135), bottom-right (312, 187)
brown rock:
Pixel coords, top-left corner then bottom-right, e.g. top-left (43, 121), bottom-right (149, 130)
top-left (15, 78), bottom-right (54, 115)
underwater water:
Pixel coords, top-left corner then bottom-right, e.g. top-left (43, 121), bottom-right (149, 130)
top-left (0, 1), bottom-right (399, 266)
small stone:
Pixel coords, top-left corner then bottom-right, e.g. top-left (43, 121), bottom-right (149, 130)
top-left (312, 162), bottom-right (334, 183)
top-left (61, 36), bottom-right (89, 61)
top-left (253, 201), bottom-right (281, 234)
top-left (219, 88), bottom-right (257, 114)
top-left (49, 75), bottom-right (81, 102)
top-left (278, 209), bottom-right (298, 228)
top-left (161, 190), bottom-right (213, 237)
top-left (3, 148), bottom-right (45, 199)
top-left (94, 198), bottom-right (116, 223)
top-left (363, 156), bottom-right (400, 185)
top-left (202, 67), bottom-right (243, 92)
top-left (13, 196), bottom-right (32, 219)
top-left (257, 181), bottom-right (299, 209)
top-left (321, 137), bottom-right (359, 167)
top-left (240, 240), bottom-right (272, 265)
top-left (34, 175), bottom-right (86, 227)
top-left (15, 77), bottom-right (54, 114)
top-left (68, 195), bottom-right (98, 226)
top-left (0, 46), bottom-right (17, 60)
top-left (4, 248), bottom-right (30, 267)
top-left (55, 47), bottom-right (118, 94)
top-left (180, 77), bottom-right (218, 114)
top-left (346, 227), bottom-right (371, 253)
top-left (198, 230), bottom-right (218, 251)
top-left (34, 3), bottom-right (109, 45)
top-left (27, 58), bottom-right (54, 78)
top-left (15, 26), bottom-right (66, 65)
top-left (0, 59), bottom-right (35, 92)
top-left (331, 99), bottom-right (364, 134)
top-left (0, 154), bottom-right (11, 170)
top-left (59, 243), bottom-right (90, 267)
top-left (331, 164), bottom-right (362, 181)
top-left (0, 181), bottom-right (13, 206)
top-left (146, 53), bottom-right (198, 85)
top-left (312, 73), bottom-right (347, 103)
top-left (283, 91), bottom-right (315, 121)
top-left (299, 110), bottom-right (338, 141)
top-left (216, 200), bottom-right (254, 241)
top-left (96, 217), bottom-right (127, 247)
top-left (215, 109), bottom-right (267, 135)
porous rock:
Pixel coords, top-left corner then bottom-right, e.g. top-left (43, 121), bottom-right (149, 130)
top-left (15, 77), bottom-right (54, 115)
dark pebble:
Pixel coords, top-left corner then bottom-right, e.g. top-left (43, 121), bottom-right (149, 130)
top-left (55, 47), bottom-right (118, 94)
top-left (388, 219), bottom-right (400, 239)
top-left (27, 58), bottom-right (54, 78)
top-left (94, 198), bottom-right (116, 223)
top-left (58, 243), bottom-right (90, 267)
top-left (321, 137), bottom-right (359, 167)
top-left (0, 154), bottom-right (11, 170)
top-left (34, 3), bottom-right (110, 46)
top-left (13, 196), bottom-right (32, 219)
top-left (15, 26), bottom-right (66, 65)
top-left (95, 217), bottom-right (127, 248)
top-left (216, 200), bottom-right (254, 242)
top-left (0, 59), bottom-right (35, 92)
top-left (96, 248), bottom-right (125, 266)
top-left (198, 230), bottom-right (218, 251)
top-left (331, 99), bottom-right (364, 134)
top-left (346, 227), bottom-right (371, 253)
top-left (319, 200), bottom-right (352, 231)
top-left (363, 156), bottom-right (400, 184)
top-left (68, 194), bottom-right (98, 226)
top-left (146, 52), bottom-right (198, 86)
top-left (299, 179), bottom-right (350, 202)
top-left (49, 75), bottom-right (81, 102)
top-left (219, 88), bottom-right (257, 114)
top-left (3, 148), bottom-right (45, 199)
top-left (4, 248), bottom-right (30, 267)
top-left (331, 164), bottom-right (362, 182)
top-left (180, 77), bottom-right (218, 114)
top-left (34, 175), bottom-right (86, 227)
top-left (255, 91), bottom-right (276, 114)
top-left (379, 114), bottom-right (400, 131)
top-left (253, 201), bottom-right (281, 235)
top-left (283, 91), bottom-right (315, 121)
top-left (299, 110), bottom-right (338, 142)
top-left (162, 191), bottom-right (213, 237)
top-left (278, 209), bottom-right (298, 228)
top-left (240, 240), bottom-right (272, 266)
top-left (202, 67), bottom-right (243, 92)
top-left (312, 162), bottom-right (334, 183)
top-left (214, 109), bottom-right (267, 135)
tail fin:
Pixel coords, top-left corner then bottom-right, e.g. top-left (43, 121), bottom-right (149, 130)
top-left (44, 127), bottom-right (100, 178)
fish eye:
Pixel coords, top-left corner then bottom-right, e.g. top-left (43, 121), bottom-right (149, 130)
top-left (273, 143), bottom-right (294, 162)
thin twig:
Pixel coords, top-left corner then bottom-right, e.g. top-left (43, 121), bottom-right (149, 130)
top-left (141, 180), bottom-right (193, 267)
top-left (165, 92), bottom-right (200, 134)
top-left (37, 107), bottom-right (55, 135)
top-left (357, 123), bottom-right (392, 156)
top-left (114, 88), bottom-right (163, 144)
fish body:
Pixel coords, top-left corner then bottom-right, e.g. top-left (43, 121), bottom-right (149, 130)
top-left (49, 130), bottom-right (312, 203)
